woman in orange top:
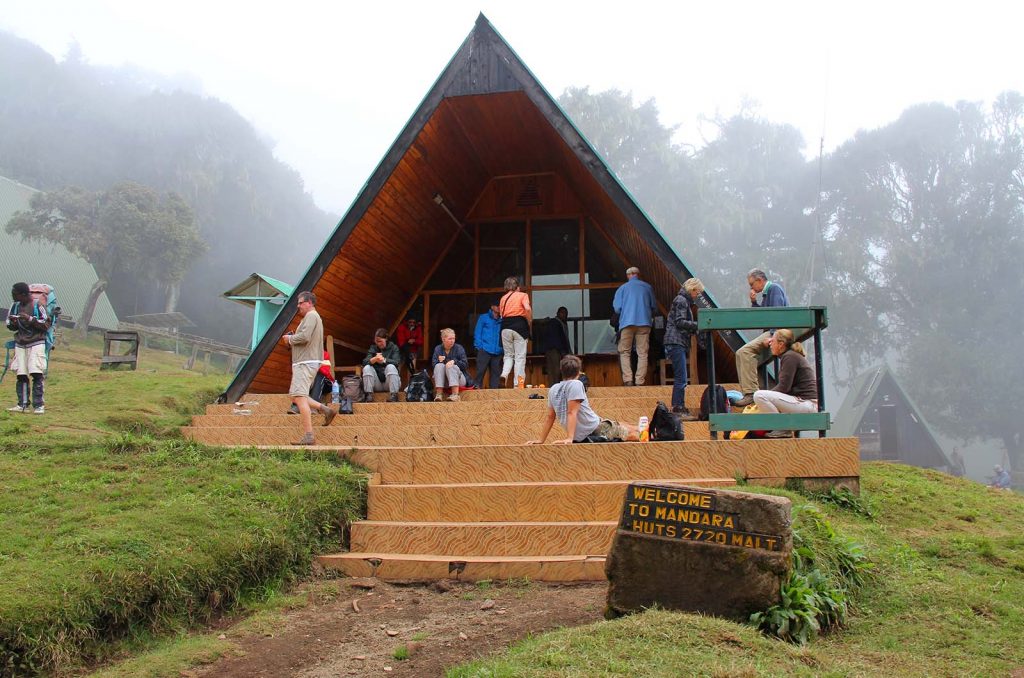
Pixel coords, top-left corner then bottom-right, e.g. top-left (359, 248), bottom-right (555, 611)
top-left (498, 276), bottom-right (531, 387)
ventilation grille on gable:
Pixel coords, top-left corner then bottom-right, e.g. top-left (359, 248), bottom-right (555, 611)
top-left (516, 179), bottom-right (543, 207)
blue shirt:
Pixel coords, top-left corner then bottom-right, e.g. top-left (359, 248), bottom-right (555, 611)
top-left (752, 281), bottom-right (788, 308)
top-left (473, 312), bottom-right (503, 355)
top-left (612, 277), bottom-right (656, 329)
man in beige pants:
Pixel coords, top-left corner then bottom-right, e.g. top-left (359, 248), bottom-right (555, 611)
top-left (612, 267), bottom-right (656, 386)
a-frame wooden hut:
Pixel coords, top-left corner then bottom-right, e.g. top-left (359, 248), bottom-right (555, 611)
top-left (223, 14), bottom-right (744, 403)
top-left (833, 363), bottom-right (952, 471)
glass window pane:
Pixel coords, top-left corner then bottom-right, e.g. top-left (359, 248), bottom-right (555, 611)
top-left (478, 221), bottom-right (526, 289)
top-left (426, 294), bottom-right (476, 354)
top-left (584, 221), bottom-right (628, 285)
top-left (530, 219), bottom-right (579, 286)
top-left (425, 234), bottom-right (475, 290)
top-left (532, 289), bottom-right (582, 355)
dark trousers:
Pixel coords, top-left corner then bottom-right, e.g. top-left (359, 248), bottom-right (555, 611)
top-left (475, 349), bottom-right (502, 388)
top-left (545, 349), bottom-right (566, 386)
top-left (16, 374), bottom-right (44, 408)
top-left (399, 346), bottom-right (418, 372)
top-left (665, 343), bottom-right (688, 409)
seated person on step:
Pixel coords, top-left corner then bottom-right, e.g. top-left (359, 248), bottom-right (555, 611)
top-left (527, 354), bottom-right (639, 444)
top-left (361, 328), bottom-right (402, 402)
top-left (431, 328), bottom-right (472, 401)
top-left (752, 328), bottom-right (817, 438)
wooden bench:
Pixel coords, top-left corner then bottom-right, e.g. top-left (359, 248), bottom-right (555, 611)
top-left (699, 306), bottom-right (829, 438)
top-left (101, 330), bottom-right (139, 370)
top-left (709, 412), bottom-right (831, 437)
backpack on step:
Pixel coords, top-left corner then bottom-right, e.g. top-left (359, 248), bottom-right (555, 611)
top-left (650, 400), bottom-right (684, 441)
top-left (698, 385), bottom-right (730, 421)
top-left (341, 374), bottom-right (364, 400)
top-left (405, 369), bottom-right (431, 402)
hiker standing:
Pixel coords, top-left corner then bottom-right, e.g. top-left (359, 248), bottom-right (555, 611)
top-left (6, 282), bottom-right (50, 414)
top-left (282, 291), bottom-right (337, 445)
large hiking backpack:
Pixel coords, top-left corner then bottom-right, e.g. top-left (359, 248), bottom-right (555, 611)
top-left (2, 283), bottom-right (60, 383)
top-left (341, 374), bottom-right (364, 400)
top-left (650, 400), bottom-right (684, 441)
top-left (405, 370), bottom-right (432, 402)
top-left (697, 385), bottom-right (730, 421)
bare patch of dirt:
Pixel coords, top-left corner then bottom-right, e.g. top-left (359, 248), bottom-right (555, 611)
top-left (193, 579), bottom-right (605, 677)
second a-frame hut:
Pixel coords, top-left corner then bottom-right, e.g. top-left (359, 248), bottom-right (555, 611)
top-left (833, 363), bottom-right (952, 471)
top-left (223, 14), bottom-right (745, 402)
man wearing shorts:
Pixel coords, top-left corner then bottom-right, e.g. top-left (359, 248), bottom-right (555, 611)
top-left (6, 282), bottom-right (50, 414)
top-left (527, 354), bottom-right (638, 444)
top-left (282, 291), bottom-right (337, 445)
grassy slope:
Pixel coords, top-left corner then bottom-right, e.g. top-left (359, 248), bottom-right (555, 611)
top-left (0, 339), bottom-right (365, 675)
top-left (450, 465), bottom-right (1024, 677)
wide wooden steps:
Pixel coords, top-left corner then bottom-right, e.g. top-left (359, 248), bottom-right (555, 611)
top-left (185, 384), bottom-right (858, 583)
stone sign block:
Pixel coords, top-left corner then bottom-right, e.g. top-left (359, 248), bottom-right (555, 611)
top-left (605, 482), bottom-right (792, 621)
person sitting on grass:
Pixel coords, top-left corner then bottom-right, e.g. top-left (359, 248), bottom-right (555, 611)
top-left (752, 328), bottom-right (817, 438)
top-left (990, 465), bottom-right (1012, 490)
top-left (431, 328), bottom-right (472, 401)
top-left (527, 354), bottom-right (638, 444)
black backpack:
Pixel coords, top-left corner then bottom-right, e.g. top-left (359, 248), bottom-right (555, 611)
top-left (698, 385), bottom-right (730, 421)
top-left (650, 401), bottom-right (684, 441)
top-left (405, 369), bottom-right (432, 402)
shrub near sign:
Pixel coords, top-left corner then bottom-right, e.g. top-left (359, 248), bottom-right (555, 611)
top-left (605, 482), bottom-right (793, 621)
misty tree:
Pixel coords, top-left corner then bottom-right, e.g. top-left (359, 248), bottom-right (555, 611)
top-left (6, 181), bottom-right (206, 334)
top-left (819, 93), bottom-right (1024, 468)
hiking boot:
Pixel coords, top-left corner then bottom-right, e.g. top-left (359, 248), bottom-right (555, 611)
top-left (733, 394), bottom-right (755, 408)
top-left (765, 430), bottom-right (793, 438)
top-left (33, 406), bottom-right (44, 415)
top-left (6, 405), bottom-right (26, 413)
top-left (363, 392), bottom-right (375, 403)
top-left (434, 391), bottom-right (443, 402)
top-left (676, 409), bottom-right (698, 422)
top-left (321, 405), bottom-right (338, 427)
top-left (387, 393), bottom-right (399, 402)
top-left (448, 393), bottom-right (460, 402)
top-left (287, 405), bottom-right (299, 415)
top-left (291, 432), bottom-right (315, 446)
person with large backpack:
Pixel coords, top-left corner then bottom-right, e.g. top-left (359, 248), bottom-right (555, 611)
top-left (5, 282), bottom-right (52, 414)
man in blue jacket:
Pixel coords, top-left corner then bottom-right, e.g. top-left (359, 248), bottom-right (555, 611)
top-left (733, 268), bottom-right (789, 407)
top-left (612, 267), bottom-right (657, 386)
top-left (473, 301), bottom-right (503, 388)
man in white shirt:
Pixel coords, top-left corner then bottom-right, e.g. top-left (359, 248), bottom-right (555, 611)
top-left (527, 355), bottom-right (638, 444)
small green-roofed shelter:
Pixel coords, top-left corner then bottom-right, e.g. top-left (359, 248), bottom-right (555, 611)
top-left (223, 273), bottom-right (294, 350)
top-left (833, 362), bottom-right (951, 471)
top-left (0, 175), bottom-right (119, 329)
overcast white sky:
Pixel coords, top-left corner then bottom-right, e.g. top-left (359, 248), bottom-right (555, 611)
top-left (3, 1), bottom-right (1022, 214)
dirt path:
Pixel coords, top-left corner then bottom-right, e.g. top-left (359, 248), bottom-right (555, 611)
top-left (194, 578), bottom-right (606, 677)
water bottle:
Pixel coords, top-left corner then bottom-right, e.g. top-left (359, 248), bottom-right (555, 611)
top-left (638, 415), bottom-right (650, 442)
top-left (331, 380), bottom-right (341, 404)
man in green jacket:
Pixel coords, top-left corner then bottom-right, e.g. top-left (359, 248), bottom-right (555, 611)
top-left (361, 327), bottom-right (402, 402)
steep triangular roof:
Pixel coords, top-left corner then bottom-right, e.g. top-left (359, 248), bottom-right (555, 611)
top-left (833, 362), bottom-right (950, 468)
top-left (223, 14), bottom-right (742, 401)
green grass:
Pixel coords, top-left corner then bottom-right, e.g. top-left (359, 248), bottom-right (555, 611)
top-left (449, 465), bottom-right (1024, 677)
top-left (0, 337), bottom-right (366, 676)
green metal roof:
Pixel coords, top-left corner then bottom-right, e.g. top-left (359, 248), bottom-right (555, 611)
top-left (222, 272), bottom-right (294, 307)
top-left (0, 175), bottom-right (119, 329)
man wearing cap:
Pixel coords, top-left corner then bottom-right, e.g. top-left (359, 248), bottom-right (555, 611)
top-left (612, 267), bottom-right (657, 386)
top-left (473, 301), bottom-right (503, 389)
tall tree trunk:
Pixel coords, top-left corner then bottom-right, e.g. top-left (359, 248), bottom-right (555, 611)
top-left (77, 279), bottom-right (107, 339)
top-left (164, 282), bottom-right (180, 313)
